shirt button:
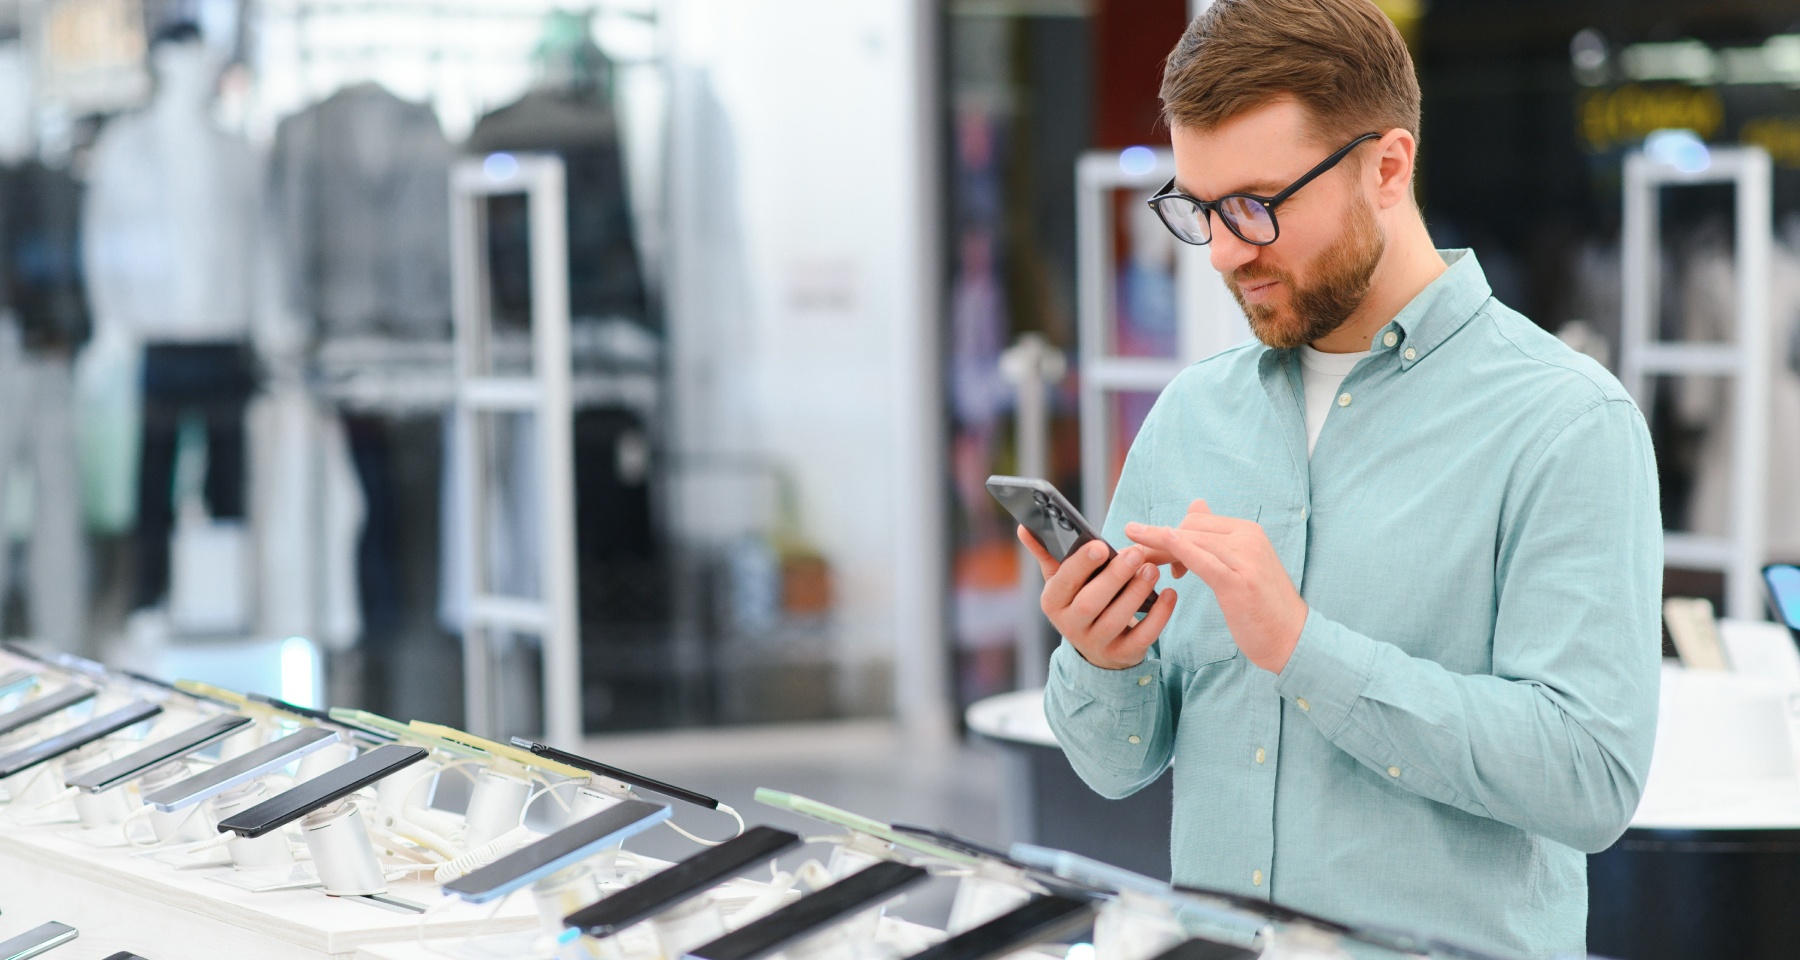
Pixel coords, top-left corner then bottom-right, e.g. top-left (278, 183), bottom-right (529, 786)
top-left (1299, 506), bottom-right (1308, 520)
top-left (1404, 347), bottom-right (1417, 361)
top-left (1137, 676), bottom-right (1152, 687)
top-left (1336, 393), bottom-right (1351, 408)
top-left (1127, 735), bottom-right (1141, 744)
top-left (1388, 766), bottom-right (1401, 778)
top-left (1252, 869), bottom-right (1264, 887)
top-left (1255, 748), bottom-right (1266, 764)
top-left (1382, 331), bottom-right (1398, 348)
top-left (1297, 698), bottom-right (1311, 712)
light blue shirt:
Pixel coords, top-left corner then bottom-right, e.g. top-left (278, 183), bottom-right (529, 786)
top-left (1044, 250), bottom-right (1662, 960)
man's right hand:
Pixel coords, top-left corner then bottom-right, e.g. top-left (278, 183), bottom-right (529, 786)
top-left (1019, 526), bottom-right (1177, 671)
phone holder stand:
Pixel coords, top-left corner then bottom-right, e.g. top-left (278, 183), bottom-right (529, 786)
top-left (825, 833), bottom-right (888, 880)
top-left (295, 738), bottom-right (357, 784)
top-left (1095, 890), bottom-right (1187, 960)
top-left (649, 894), bottom-right (728, 959)
top-left (303, 798), bottom-right (387, 896)
top-left (128, 762), bottom-right (220, 845)
top-left (945, 870), bottom-right (1034, 935)
top-left (464, 767), bottom-right (532, 848)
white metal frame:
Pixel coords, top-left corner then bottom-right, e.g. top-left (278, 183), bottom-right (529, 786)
top-left (1620, 145), bottom-right (1772, 619)
top-left (1075, 149), bottom-right (1247, 522)
top-left (449, 154), bottom-right (582, 745)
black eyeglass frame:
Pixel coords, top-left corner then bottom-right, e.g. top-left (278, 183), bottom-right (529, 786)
top-left (1147, 131), bottom-right (1383, 247)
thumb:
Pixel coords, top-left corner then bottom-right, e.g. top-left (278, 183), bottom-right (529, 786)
top-left (1186, 498), bottom-right (1212, 516)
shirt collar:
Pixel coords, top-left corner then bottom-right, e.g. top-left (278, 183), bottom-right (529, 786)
top-left (1256, 247), bottom-right (1492, 380)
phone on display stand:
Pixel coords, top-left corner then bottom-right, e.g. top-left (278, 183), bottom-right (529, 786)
top-left (442, 797), bottom-right (671, 903)
top-left (328, 709), bottom-right (486, 759)
top-left (0, 922), bottom-right (77, 960)
top-left (1146, 942), bottom-right (1259, 960)
top-left (986, 476), bottom-right (1157, 615)
top-left (565, 825), bottom-right (803, 936)
top-left (510, 737), bottom-right (722, 809)
top-left (66, 714), bottom-right (252, 793)
top-left (686, 861), bottom-right (929, 960)
top-left (1764, 564), bottom-right (1800, 640)
top-left (142, 726), bottom-right (340, 812)
top-left (0, 670), bottom-right (36, 699)
top-left (216, 743), bottom-right (427, 838)
top-left (0, 686), bottom-right (96, 739)
top-left (407, 722), bottom-right (589, 779)
top-left (902, 896), bottom-right (1096, 960)
top-left (0, 701), bottom-right (161, 780)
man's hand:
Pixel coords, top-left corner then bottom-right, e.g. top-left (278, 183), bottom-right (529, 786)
top-left (1019, 526), bottom-right (1176, 671)
top-left (1124, 499), bottom-right (1306, 674)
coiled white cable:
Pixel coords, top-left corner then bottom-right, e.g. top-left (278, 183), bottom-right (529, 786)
top-left (432, 824), bottom-right (532, 883)
top-left (665, 802), bottom-right (745, 846)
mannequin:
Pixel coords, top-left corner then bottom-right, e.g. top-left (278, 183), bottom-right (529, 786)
top-left (82, 23), bottom-right (259, 615)
top-left (0, 41), bottom-right (89, 651)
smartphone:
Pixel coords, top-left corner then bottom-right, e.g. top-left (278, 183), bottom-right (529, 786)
top-left (565, 825), bottom-right (803, 936)
top-left (0, 670), bottom-right (36, 699)
top-left (408, 722), bottom-right (588, 779)
top-left (687, 861), bottom-right (929, 960)
top-left (1145, 941), bottom-right (1258, 960)
top-left (443, 797), bottom-right (672, 903)
top-left (986, 476), bottom-right (1156, 615)
top-left (0, 701), bottom-right (161, 780)
top-left (143, 726), bottom-right (341, 812)
top-left (751, 788), bottom-right (931, 854)
top-left (0, 922), bottom-right (77, 960)
top-left (891, 825), bottom-right (1024, 869)
top-left (511, 738), bottom-right (721, 810)
top-left (246, 693), bottom-right (393, 746)
top-left (66, 715), bottom-right (253, 794)
top-left (902, 896), bottom-right (1095, 960)
top-left (100, 954), bottom-right (152, 960)
top-left (1009, 844), bottom-right (1168, 898)
top-left (216, 743), bottom-right (427, 838)
top-left (328, 709), bottom-right (486, 760)
top-left (0, 686), bottom-right (96, 739)
top-left (1764, 564), bottom-right (1800, 638)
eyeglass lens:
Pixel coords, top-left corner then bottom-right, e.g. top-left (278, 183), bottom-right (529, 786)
top-left (1153, 194), bottom-right (1276, 246)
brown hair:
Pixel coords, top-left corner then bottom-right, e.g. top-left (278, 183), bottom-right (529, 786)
top-left (1160, 0), bottom-right (1420, 145)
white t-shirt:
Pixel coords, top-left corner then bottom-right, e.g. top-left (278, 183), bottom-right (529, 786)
top-left (1299, 344), bottom-right (1369, 456)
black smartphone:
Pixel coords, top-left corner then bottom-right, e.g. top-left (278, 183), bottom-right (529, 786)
top-left (0, 669), bottom-right (35, 699)
top-left (216, 743), bottom-right (427, 838)
top-left (986, 476), bottom-right (1157, 614)
top-left (0, 922), bottom-right (77, 960)
top-left (0, 701), bottom-right (161, 780)
top-left (0, 686), bottom-right (96, 739)
top-left (1764, 564), bottom-right (1800, 639)
top-left (66, 715), bottom-right (253, 793)
top-left (1145, 941), bottom-right (1259, 960)
top-left (443, 797), bottom-right (672, 903)
top-left (565, 825), bottom-right (803, 936)
top-left (902, 896), bottom-right (1095, 960)
top-left (891, 824), bottom-right (1025, 868)
top-left (143, 726), bottom-right (340, 812)
top-left (100, 954), bottom-right (152, 960)
top-left (510, 737), bottom-right (721, 810)
top-left (687, 861), bottom-right (928, 960)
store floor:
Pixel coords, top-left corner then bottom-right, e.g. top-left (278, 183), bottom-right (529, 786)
top-left (581, 719), bottom-right (1005, 929)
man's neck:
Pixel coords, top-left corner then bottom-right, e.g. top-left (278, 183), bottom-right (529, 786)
top-left (1308, 213), bottom-right (1447, 354)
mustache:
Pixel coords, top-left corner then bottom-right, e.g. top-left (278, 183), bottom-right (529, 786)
top-left (1228, 265), bottom-right (1288, 286)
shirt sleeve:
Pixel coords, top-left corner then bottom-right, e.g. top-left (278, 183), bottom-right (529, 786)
top-left (1272, 397), bottom-right (1663, 853)
top-left (1042, 398), bottom-right (1180, 799)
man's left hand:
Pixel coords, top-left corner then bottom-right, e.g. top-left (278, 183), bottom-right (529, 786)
top-left (1125, 499), bottom-right (1307, 674)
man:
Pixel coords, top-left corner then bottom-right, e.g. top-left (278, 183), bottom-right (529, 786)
top-left (1027, 1), bottom-right (1661, 957)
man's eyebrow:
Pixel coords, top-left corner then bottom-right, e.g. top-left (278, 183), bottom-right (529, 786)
top-left (1174, 177), bottom-right (1287, 199)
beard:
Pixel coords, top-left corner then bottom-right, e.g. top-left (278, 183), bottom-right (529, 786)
top-left (1226, 195), bottom-right (1386, 350)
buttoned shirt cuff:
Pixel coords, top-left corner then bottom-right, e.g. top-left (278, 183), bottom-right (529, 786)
top-left (1272, 608), bottom-right (1380, 738)
top-left (1049, 639), bottom-right (1163, 701)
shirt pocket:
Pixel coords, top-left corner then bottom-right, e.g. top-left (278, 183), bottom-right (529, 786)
top-left (1148, 497), bottom-right (1262, 670)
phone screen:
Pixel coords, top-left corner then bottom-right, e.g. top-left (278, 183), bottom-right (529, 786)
top-left (1766, 564), bottom-right (1800, 630)
top-left (689, 861), bottom-right (928, 960)
top-left (444, 797), bottom-right (671, 903)
top-left (906, 897), bottom-right (1094, 960)
top-left (0, 922), bottom-right (77, 960)
top-left (217, 744), bottom-right (427, 837)
top-left (143, 726), bottom-right (340, 811)
top-left (67, 714), bottom-right (253, 793)
top-left (566, 826), bottom-right (803, 935)
top-left (0, 701), bottom-right (161, 780)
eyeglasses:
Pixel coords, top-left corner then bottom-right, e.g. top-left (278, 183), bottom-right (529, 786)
top-left (1146, 132), bottom-right (1382, 247)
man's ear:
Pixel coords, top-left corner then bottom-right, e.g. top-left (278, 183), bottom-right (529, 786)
top-left (1370, 129), bottom-right (1417, 211)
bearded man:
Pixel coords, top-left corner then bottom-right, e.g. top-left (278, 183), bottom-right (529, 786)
top-left (1024, 2), bottom-right (1662, 957)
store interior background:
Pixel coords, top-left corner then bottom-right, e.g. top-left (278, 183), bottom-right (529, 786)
top-left (4, 0), bottom-right (1800, 948)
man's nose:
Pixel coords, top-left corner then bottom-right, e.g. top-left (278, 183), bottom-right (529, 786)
top-left (1208, 220), bottom-right (1260, 275)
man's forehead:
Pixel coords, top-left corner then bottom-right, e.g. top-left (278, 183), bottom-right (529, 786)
top-left (1170, 108), bottom-right (1326, 198)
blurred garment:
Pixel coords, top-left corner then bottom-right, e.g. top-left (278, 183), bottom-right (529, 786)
top-left (81, 101), bottom-right (256, 341)
top-left (267, 83), bottom-right (453, 342)
top-left (132, 343), bottom-right (257, 610)
top-left (466, 85), bottom-right (648, 329)
top-left (0, 325), bottom-right (84, 650)
top-left (1676, 240), bottom-right (1800, 558)
top-left (0, 161), bottom-right (89, 354)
